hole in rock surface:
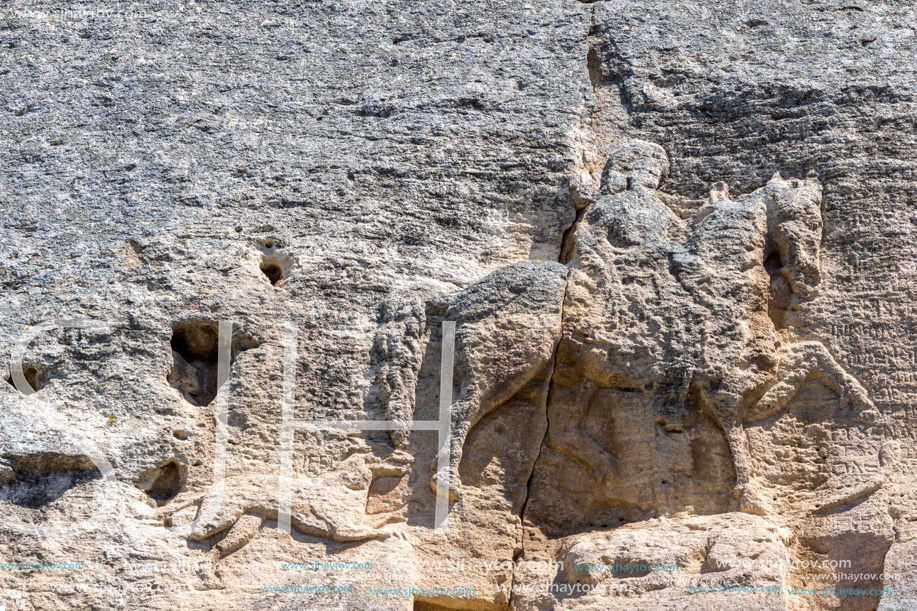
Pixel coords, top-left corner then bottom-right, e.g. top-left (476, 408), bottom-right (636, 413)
top-left (1, 453), bottom-right (101, 508)
top-left (260, 262), bottom-right (283, 284)
top-left (763, 248), bottom-right (793, 324)
top-left (257, 238), bottom-right (293, 286)
top-left (136, 460), bottom-right (185, 506)
top-left (6, 365), bottom-right (43, 394)
top-left (764, 251), bottom-right (783, 275)
top-left (167, 320), bottom-right (258, 406)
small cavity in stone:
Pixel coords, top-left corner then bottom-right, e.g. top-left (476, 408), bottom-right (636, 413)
top-left (1, 453), bottom-right (101, 508)
top-left (136, 460), bottom-right (185, 506)
top-left (6, 365), bottom-right (43, 394)
top-left (167, 320), bottom-right (258, 406)
top-left (257, 238), bottom-right (293, 286)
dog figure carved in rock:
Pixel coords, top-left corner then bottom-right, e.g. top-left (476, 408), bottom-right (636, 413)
top-left (168, 450), bottom-right (413, 559)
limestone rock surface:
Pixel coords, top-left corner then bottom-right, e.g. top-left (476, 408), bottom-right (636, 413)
top-left (1, 1), bottom-right (916, 611)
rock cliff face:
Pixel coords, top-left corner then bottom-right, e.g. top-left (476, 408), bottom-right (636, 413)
top-left (1, 1), bottom-right (915, 610)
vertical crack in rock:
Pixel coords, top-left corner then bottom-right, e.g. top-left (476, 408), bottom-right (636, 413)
top-left (510, 13), bottom-right (606, 606)
top-left (586, 8), bottom-right (635, 121)
top-left (509, 270), bottom-right (571, 611)
top-left (559, 206), bottom-right (587, 265)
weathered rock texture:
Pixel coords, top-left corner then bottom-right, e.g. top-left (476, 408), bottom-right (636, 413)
top-left (1, 1), bottom-right (916, 610)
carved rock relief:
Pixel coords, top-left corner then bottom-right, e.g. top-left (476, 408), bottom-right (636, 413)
top-left (182, 142), bottom-right (890, 577)
top-left (525, 140), bottom-right (887, 534)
